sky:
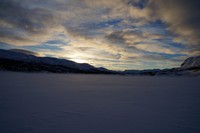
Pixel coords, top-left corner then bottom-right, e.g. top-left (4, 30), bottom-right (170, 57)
top-left (0, 0), bottom-right (200, 70)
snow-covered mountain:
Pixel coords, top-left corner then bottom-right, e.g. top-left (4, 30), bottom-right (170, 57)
top-left (0, 49), bottom-right (113, 74)
top-left (123, 56), bottom-right (200, 76)
top-left (181, 56), bottom-right (200, 69)
top-left (1, 48), bottom-right (199, 76)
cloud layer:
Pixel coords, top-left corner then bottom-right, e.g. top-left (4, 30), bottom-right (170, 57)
top-left (0, 0), bottom-right (199, 70)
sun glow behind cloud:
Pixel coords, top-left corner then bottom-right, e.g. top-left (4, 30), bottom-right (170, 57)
top-left (0, 0), bottom-right (200, 70)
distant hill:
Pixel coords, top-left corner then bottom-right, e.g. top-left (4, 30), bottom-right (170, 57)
top-left (0, 48), bottom-right (199, 76)
top-left (124, 56), bottom-right (200, 76)
top-left (0, 49), bottom-right (114, 74)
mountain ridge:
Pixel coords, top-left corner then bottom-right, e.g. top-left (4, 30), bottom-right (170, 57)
top-left (0, 49), bottom-right (114, 74)
top-left (0, 49), bottom-right (199, 76)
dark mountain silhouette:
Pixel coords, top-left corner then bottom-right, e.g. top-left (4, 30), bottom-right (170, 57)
top-left (0, 49), bottom-right (114, 74)
top-left (0, 48), bottom-right (199, 76)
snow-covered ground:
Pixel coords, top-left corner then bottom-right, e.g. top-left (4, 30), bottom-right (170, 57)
top-left (0, 72), bottom-right (200, 133)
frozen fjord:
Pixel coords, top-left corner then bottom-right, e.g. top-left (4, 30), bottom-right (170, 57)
top-left (0, 72), bottom-right (200, 133)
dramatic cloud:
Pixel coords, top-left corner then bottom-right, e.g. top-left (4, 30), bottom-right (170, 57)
top-left (146, 0), bottom-right (200, 54)
top-left (0, 0), bottom-right (64, 46)
top-left (0, 0), bottom-right (199, 70)
top-left (9, 48), bottom-right (39, 56)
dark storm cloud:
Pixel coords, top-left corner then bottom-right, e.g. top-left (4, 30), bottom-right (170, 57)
top-left (120, 0), bottom-right (200, 55)
top-left (9, 48), bottom-right (38, 56)
top-left (105, 29), bottom-right (164, 47)
top-left (0, 0), bottom-right (199, 70)
top-left (0, 0), bottom-right (60, 45)
top-left (1, 0), bottom-right (199, 47)
top-left (147, 0), bottom-right (200, 46)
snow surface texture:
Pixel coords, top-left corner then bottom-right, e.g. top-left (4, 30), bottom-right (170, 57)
top-left (0, 72), bottom-right (200, 133)
top-left (181, 56), bottom-right (200, 69)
